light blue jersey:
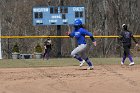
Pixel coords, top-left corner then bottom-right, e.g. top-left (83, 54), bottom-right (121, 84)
top-left (69, 28), bottom-right (95, 45)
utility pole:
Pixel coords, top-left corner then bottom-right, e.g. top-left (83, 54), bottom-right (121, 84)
top-left (56, 0), bottom-right (64, 57)
top-left (0, 10), bottom-right (2, 59)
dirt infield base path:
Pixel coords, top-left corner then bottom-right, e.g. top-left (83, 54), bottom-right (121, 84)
top-left (0, 65), bottom-right (140, 93)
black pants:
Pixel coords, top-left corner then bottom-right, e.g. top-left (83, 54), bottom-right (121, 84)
top-left (123, 44), bottom-right (131, 57)
top-left (43, 48), bottom-right (51, 59)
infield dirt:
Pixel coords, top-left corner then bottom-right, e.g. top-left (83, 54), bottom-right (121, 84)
top-left (0, 65), bottom-right (140, 93)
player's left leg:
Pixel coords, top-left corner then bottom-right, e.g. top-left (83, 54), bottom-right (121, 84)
top-left (81, 51), bottom-right (93, 70)
top-left (84, 57), bottom-right (93, 70)
top-left (127, 45), bottom-right (134, 66)
top-left (79, 45), bottom-right (94, 70)
top-left (43, 49), bottom-right (47, 60)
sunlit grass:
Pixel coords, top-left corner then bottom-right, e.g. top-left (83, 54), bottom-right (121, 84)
top-left (0, 58), bottom-right (139, 68)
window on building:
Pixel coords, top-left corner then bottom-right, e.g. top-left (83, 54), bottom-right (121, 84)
top-left (64, 7), bottom-right (68, 13)
top-left (62, 14), bottom-right (66, 19)
top-left (34, 12), bottom-right (43, 18)
top-left (75, 11), bottom-right (83, 18)
top-left (54, 7), bottom-right (58, 14)
top-left (50, 7), bottom-right (54, 14)
top-left (75, 12), bottom-right (79, 18)
top-left (60, 7), bottom-right (68, 13)
top-left (80, 12), bottom-right (83, 17)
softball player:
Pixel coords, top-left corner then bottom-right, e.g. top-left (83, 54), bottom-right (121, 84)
top-left (43, 37), bottom-right (52, 60)
top-left (67, 19), bottom-right (96, 70)
top-left (119, 24), bottom-right (138, 66)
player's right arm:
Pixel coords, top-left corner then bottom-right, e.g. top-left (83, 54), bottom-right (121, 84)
top-left (68, 31), bottom-right (75, 38)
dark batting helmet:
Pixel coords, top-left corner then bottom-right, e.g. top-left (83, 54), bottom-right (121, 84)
top-left (122, 24), bottom-right (127, 30)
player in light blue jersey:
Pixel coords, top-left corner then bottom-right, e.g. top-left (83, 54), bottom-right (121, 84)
top-left (67, 19), bottom-right (96, 70)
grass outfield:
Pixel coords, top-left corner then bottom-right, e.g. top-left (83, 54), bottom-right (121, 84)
top-left (0, 58), bottom-right (139, 68)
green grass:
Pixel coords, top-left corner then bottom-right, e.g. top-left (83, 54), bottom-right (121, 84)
top-left (0, 58), bottom-right (139, 68)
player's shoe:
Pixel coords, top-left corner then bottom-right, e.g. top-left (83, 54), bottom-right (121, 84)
top-left (79, 60), bottom-right (85, 67)
top-left (121, 61), bottom-right (124, 65)
top-left (87, 66), bottom-right (94, 70)
top-left (129, 62), bottom-right (134, 66)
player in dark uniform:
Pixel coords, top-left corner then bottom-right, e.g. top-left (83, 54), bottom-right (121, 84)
top-left (119, 24), bottom-right (138, 66)
top-left (67, 19), bottom-right (96, 70)
top-left (43, 37), bottom-right (52, 60)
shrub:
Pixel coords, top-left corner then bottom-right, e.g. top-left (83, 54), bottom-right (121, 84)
top-left (137, 47), bottom-right (140, 51)
top-left (35, 43), bottom-right (42, 53)
top-left (12, 43), bottom-right (20, 53)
